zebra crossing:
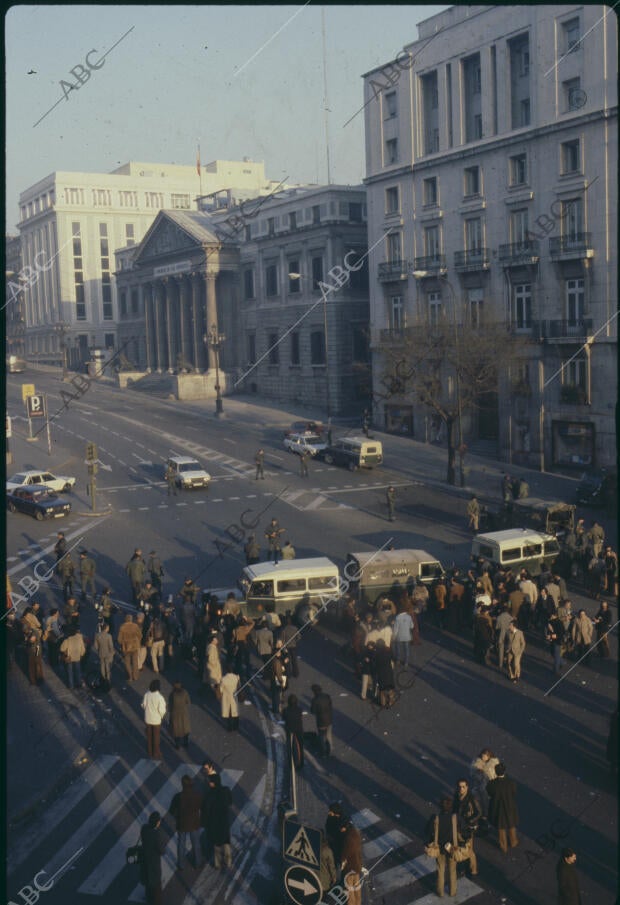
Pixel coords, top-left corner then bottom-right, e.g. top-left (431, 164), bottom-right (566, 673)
top-left (8, 756), bottom-right (484, 904)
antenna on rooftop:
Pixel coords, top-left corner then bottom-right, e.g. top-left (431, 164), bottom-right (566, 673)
top-left (321, 7), bottom-right (332, 185)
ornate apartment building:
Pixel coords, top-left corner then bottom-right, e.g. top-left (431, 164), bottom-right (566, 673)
top-left (364, 4), bottom-right (617, 470)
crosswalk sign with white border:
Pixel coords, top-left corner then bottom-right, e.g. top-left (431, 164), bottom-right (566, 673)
top-left (283, 819), bottom-right (322, 868)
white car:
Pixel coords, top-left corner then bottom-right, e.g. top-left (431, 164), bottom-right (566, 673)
top-left (283, 432), bottom-right (327, 457)
top-left (6, 470), bottom-right (77, 493)
top-left (165, 455), bottom-right (211, 490)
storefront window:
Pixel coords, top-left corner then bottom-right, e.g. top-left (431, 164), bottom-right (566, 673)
top-left (551, 420), bottom-right (594, 467)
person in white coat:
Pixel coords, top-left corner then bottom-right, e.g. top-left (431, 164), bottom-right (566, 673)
top-left (142, 679), bottom-right (167, 758)
top-left (392, 609), bottom-right (414, 666)
top-left (220, 669), bottom-right (240, 732)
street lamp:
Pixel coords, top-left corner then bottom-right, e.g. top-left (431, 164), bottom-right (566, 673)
top-left (412, 271), bottom-right (464, 487)
top-left (53, 321), bottom-right (70, 380)
top-left (205, 323), bottom-right (225, 415)
top-left (288, 272), bottom-right (332, 426)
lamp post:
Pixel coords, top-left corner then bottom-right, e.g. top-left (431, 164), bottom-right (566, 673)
top-left (412, 271), bottom-right (464, 486)
top-left (53, 321), bottom-right (70, 380)
top-left (205, 323), bottom-right (225, 415)
top-left (288, 272), bottom-right (332, 425)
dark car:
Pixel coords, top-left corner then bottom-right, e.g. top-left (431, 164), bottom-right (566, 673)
top-left (7, 486), bottom-right (72, 520)
top-left (576, 469), bottom-right (617, 514)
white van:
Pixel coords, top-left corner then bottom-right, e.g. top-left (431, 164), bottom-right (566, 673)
top-left (471, 529), bottom-right (561, 576)
top-left (238, 557), bottom-right (340, 624)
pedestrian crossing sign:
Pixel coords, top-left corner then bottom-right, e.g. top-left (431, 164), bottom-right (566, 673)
top-left (283, 820), bottom-right (322, 868)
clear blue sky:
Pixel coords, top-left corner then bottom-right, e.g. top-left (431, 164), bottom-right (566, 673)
top-left (5, 3), bottom-right (448, 228)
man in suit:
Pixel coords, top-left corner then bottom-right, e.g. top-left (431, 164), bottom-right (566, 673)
top-left (486, 762), bottom-right (519, 853)
top-left (506, 620), bottom-right (526, 683)
top-left (556, 848), bottom-right (582, 905)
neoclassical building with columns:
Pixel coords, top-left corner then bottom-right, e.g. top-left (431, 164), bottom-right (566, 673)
top-left (115, 211), bottom-right (239, 376)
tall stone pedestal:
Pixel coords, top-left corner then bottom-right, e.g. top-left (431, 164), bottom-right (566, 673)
top-left (173, 371), bottom-right (228, 401)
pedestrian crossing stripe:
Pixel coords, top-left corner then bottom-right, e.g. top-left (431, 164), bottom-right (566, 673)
top-left (285, 826), bottom-right (320, 867)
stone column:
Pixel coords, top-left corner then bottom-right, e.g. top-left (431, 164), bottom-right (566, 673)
top-left (154, 281), bottom-right (165, 372)
top-left (179, 276), bottom-right (188, 368)
top-left (164, 278), bottom-right (175, 372)
top-left (191, 272), bottom-right (203, 371)
top-left (205, 271), bottom-right (218, 371)
top-left (143, 284), bottom-right (152, 372)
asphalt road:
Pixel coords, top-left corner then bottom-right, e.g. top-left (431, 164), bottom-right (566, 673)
top-left (6, 369), bottom-right (618, 905)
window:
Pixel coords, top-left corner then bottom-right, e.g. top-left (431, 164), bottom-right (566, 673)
top-left (247, 333), bottom-right (256, 364)
top-left (561, 199), bottom-right (583, 240)
top-left (566, 278), bottom-right (584, 323)
top-left (131, 290), bottom-right (139, 314)
top-left (423, 177), bottom-right (438, 206)
top-left (352, 326), bottom-right (369, 362)
top-left (289, 211), bottom-right (297, 230)
top-left (268, 217), bottom-right (275, 237)
top-left (72, 222), bottom-right (86, 320)
top-left (290, 332), bottom-right (300, 365)
top-left (244, 269), bottom-right (255, 300)
top-left (387, 232), bottom-right (401, 262)
top-left (474, 114), bottom-right (483, 139)
top-left (349, 202), bottom-right (363, 223)
top-left (311, 256), bottom-right (324, 289)
top-left (519, 99), bottom-right (530, 127)
top-left (424, 226), bottom-right (440, 260)
top-left (386, 187), bottom-right (400, 213)
top-left (312, 205), bottom-right (321, 225)
top-left (564, 78), bottom-right (582, 112)
top-left (467, 288), bottom-right (484, 327)
top-left (511, 209), bottom-right (529, 245)
top-left (171, 193), bottom-right (191, 210)
top-left (265, 264), bottom-right (278, 297)
top-left (519, 47), bottom-right (530, 77)
top-left (510, 154), bottom-right (527, 186)
top-left (119, 190), bottom-right (137, 208)
top-left (561, 139), bottom-right (580, 174)
top-left (145, 192), bottom-right (164, 209)
top-left (385, 91), bottom-right (397, 117)
top-left (513, 284), bottom-right (532, 329)
top-left (347, 247), bottom-right (368, 290)
top-left (390, 295), bottom-right (404, 331)
top-left (125, 223), bottom-right (135, 246)
top-left (465, 218), bottom-right (482, 252)
top-left (99, 223), bottom-right (113, 320)
top-left (268, 333), bottom-right (279, 365)
top-left (428, 291), bottom-right (442, 326)
top-left (562, 352), bottom-right (587, 388)
top-left (104, 333), bottom-right (115, 350)
top-left (119, 291), bottom-right (127, 318)
top-left (464, 166), bottom-right (480, 196)
top-left (93, 189), bottom-right (111, 206)
top-left (67, 188), bottom-right (84, 205)
top-left (472, 61), bottom-right (481, 93)
top-left (288, 262), bottom-right (300, 293)
top-left (386, 138), bottom-right (398, 164)
top-left (564, 17), bottom-right (581, 53)
top-left (310, 330), bottom-right (326, 364)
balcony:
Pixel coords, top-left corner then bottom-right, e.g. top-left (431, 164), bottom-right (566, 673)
top-left (413, 254), bottom-right (447, 273)
top-left (549, 232), bottom-right (593, 261)
top-left (378, 260), bottom-right (410, 282)
top-left (533, 318), bottom-right (593, 340)
top-left (454, 248), bottom-right (490, 271)
top-left (498, 240), bottom-right (540, 265)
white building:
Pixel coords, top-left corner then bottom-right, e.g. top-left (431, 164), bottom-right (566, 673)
top-left (15, 159), bottom-right (285, 367)
top-left (364, 4), bottom-right (617, 470)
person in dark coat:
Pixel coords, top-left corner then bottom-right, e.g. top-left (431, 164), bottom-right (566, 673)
top-left (374, 639), bottom-right (395, 708)
top-left (282, 694), bottom-right (304, 769)
top-left (140, 812), bottom-right (166, 905)
top-left (486, 762), bottom-right (519, 852)
top-left (170, 775), bottom-right (203, 870)
top-left (310, 684), bottom-right (333, 756)
top-left (169, 681), bottom-right (191, 749)
top-left (202, 773), bottom-right (233, 870)
top-left (325, 802), bottom-right (346, 866)
top-left (556, 848), bottom-right (582, 905)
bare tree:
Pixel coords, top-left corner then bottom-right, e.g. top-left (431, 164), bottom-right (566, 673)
top-left (375, 317), bottom-right (523, 485)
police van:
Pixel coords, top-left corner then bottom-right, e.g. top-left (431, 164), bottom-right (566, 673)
top-left (345, 549), bottom-right (445, 606)
top-left (238, 558), bottom-right (340, 624)
top-left (471, 529), bottom-right (560, 576)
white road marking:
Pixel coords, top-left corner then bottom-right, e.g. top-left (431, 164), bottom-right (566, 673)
top-left (363, 830), bottom-right (411, 860)
top-left (371, 854), bottom-right (434, 895)
top-left (305, 495), bottom-right (327, 510)
top-left (410, 878), bottom-right (483, 903)
top-left (351, 809), bottom-right (381, 830)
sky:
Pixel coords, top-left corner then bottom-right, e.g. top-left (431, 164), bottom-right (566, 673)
top-left (5, 3), bottom-right (448, 229)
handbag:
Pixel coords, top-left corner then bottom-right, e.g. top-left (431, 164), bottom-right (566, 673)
top-left (450, 815), bottom-right (471, 862)
top-left (424, 817), bottom-right (441, 858)
top-left (126, 835), bottom-right (143, 866)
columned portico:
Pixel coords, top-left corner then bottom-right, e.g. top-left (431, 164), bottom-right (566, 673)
top-left (205, 271), bottom-right (218, 371)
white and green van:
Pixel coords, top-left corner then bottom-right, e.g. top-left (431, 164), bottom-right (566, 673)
top-left (471, 529), bottom-right (560, 576)
top-left (238, 557), bottom-right (341, 624)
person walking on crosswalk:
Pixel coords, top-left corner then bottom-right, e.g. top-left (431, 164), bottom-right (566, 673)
top-left (142, 679), bottom-right (166, 759)
top-left (140, 812), bottom-right (166, 905)
top-left (202, 773), bottom-right (233, 870)
top-left (170, 775), bottom-right (203, 871)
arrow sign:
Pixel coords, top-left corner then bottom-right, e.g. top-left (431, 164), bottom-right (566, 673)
top-left (284, 865), bottom-right (322, 905)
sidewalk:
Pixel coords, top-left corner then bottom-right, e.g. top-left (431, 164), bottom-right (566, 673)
top-left (7, 660), bottom-right (98, 826)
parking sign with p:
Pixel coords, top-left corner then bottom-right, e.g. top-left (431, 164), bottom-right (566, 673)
top-left (26, 394), bottom-right (46, 418)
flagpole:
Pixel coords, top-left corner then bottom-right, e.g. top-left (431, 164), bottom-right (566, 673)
top-left (197, 141), bottom-right (203, 198)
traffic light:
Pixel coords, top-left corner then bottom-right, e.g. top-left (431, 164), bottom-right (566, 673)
top-left (86, 441), bottom-right (97, 461)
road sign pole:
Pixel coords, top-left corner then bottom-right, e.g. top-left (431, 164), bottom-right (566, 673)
top-left (45, 397), bottom-right (52, 455)
top-left (290, 738), bottom-right (298, 815)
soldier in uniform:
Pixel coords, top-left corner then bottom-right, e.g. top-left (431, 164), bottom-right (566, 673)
top-left (79, 550), bottom-right (96, 602)
top-left (126, 549), bottom-right (147, 606)
top-left (386, 486), bottom-right (396, 521)
top-left (467, 495), bottom-right (480, 532)
top-left (165, 463), bottom-right (178, 496)
top-left (57, 551), bottom-right (75, 601)
top-left (54, 531), bottom-right (67, 564)
top-left (300, 449), bottom-right (310, 478)
top-left (265, 518), bottom-right (285, 564)
top-left (244, 535), bottom-right (260, 565)
top-left (148, 550), bottom-right (164, 593)
top-left (255, 448), bottom-right (265, 480)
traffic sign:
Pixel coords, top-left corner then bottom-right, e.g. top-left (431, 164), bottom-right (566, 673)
top-left (26, 394), bottom-right (46, 418)
top-left (283, 819), bottom-right (322, 868)
top-left (21, 383), bottom-right (35, 402)
top-left (284, 865), bottom-right (322, 905)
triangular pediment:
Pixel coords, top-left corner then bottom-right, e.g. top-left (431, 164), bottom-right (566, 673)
top-left (135, 212), bottom-right (202, 263)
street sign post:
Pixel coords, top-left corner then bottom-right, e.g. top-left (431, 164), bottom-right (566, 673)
top-left (283, 819), bottom-right (322, 869)
top-left (25, 391), bottom-right (44, 442)
top-left (284, 865), bottom-right (322, 905)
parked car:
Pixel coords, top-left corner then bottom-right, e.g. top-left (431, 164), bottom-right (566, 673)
top-left (7, 487), bottom-right (72, 520)
top-left (6, 470), bottom-right (76, 493)
top-left (321, 436), bottom-right (383, 471)
top-left (283, 432), bottom-right (327, 457)
top-left (165, 455), bottom-right (211, 490)
top-left (576, 468), bottom-right (617, 514)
